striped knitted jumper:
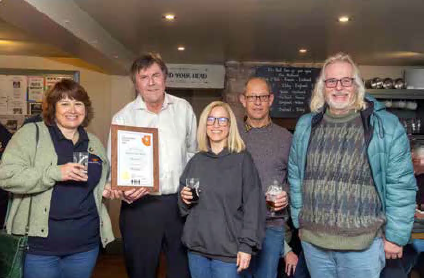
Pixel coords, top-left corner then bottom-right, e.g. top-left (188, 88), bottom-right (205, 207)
top-left (299, 110), bottom-right (386, 250)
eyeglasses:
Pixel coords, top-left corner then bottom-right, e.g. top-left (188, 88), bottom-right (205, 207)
top-left (324, 77), bottom-right (355, 88)
top-left (207, 116), bottom-right (229, 126)
top-left (245, 94), bottom-right (271, 102)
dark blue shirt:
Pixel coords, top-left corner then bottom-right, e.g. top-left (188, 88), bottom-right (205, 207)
top-left (28, 124), bottom-right (102, 255)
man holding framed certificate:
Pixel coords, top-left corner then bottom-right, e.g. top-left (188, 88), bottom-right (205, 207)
top-left (104, 53), bottom-right (197, 278)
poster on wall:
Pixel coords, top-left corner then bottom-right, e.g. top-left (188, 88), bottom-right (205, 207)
top-left (45, 75), bottom-right (73, 92)
top-left (0, 70), bottom-right (78, 121)
top-left (7, 76), bottom-right (27, 115)
top-left (7, 101), bottom-right (26, 115)
top-left (28, 76), bottom-right (45, 102)
top-left (0, 98), bottom-right (7, 115)
top-left (0, 115), bottom-right (25, 133)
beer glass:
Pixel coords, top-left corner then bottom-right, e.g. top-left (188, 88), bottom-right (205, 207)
top-left (266, 180), bottom-right (282, 216)
top-left (186, 178), bottom-right (200, 203)
top-left (73, 152), bottom-right (89, 174)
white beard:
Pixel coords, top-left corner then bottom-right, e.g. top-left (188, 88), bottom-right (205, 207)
top-left (325, 91), bottom-right (355, 113)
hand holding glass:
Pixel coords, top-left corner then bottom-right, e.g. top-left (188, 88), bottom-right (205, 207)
top-left (186, 178), bottom-right (200, 203)
top-left (73, 152), bottom-right (89, 174)
top-left (266, 180), bottom-right (282, 216)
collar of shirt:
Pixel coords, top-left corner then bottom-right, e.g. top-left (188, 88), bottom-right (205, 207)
top-left (244, 116), bottom-right (272, 132)
top-left (49, 124), bottom-right (89, 147)
top-left (132, 93), bottom-right (175, 112)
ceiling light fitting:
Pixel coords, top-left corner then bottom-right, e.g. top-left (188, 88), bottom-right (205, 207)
top-left (163, 14), bottom-right (176, 21)
top-left (177, 46), bottom-right (185, 51)
top-left (338, 16), bottom-right (350, 23)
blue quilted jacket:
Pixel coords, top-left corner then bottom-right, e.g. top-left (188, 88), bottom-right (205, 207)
top-left (288, 95), bottom-right (417, 246)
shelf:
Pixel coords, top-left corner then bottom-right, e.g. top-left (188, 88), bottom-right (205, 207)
top-left (408, 134), bottom-right (424, 141)
top-left (367, 89), bottom-right (424, 100)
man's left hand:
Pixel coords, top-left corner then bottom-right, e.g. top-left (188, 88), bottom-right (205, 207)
top-left (383, 239), bottom-right (403, 259)
top-left (284, 251), bottom-right (298, 276)
top-left (272, 191), bottom-right (288, 211)
top-left (122, 187), bottom-right (150, 204)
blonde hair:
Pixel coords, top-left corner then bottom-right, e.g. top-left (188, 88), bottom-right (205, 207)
top-left (198, 101), bottom-right (245, 153)
top-left (310, 52), bottom-right (366, 113)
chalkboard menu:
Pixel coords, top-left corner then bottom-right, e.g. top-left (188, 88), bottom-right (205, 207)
top-left (256, 66), bottom-right (320, 118)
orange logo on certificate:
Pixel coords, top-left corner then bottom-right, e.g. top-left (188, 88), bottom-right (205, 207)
top-left (142, 135), bottom-right (151, 146)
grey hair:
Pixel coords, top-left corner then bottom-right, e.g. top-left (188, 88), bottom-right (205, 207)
top-left (310, 52), bottom-right (366, 113)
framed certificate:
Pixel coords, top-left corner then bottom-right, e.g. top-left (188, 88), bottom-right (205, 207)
top-left (111, 124), bottom-right (159, 192)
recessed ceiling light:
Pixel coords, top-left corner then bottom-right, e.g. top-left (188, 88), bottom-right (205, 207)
top-left (177, 46), bottom-right (185, 51)
top-left (163, 14), bottom-right (176, 21)
top-left (299, 49), bottom-right (307, 53)
top-left (338, 16), bottom-right (350, 23)
top-left (113, 55), bottom-right (119, 59)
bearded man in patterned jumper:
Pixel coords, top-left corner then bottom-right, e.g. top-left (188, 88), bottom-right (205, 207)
top-left (288, 52), bottom-right (417, 278)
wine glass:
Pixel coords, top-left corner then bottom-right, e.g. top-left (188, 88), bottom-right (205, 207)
top-left (185, 178), bottom-right (200, 203)
top-left (266, 180), bottom-right (282, 216)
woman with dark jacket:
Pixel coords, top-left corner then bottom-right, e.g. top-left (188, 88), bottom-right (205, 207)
top-left (0, 80), bottom-right (114, 278)
top-left (178, 101), bottom-right (266, 278)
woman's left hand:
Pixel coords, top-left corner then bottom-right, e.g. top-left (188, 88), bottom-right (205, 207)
top-left (236, 251), bottom-right (251, 273)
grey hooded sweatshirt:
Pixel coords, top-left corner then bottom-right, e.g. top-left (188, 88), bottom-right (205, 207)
top-left (178, 149), bottom-right (266, 263)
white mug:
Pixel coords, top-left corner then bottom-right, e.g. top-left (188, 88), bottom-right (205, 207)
top-left (406, 101), bottom-right (418, 110)
top-left (397, 100), bottom-right (406, 109)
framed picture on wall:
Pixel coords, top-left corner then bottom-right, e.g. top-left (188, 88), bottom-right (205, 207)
top-left (28, 102), bottom-right (42, 115)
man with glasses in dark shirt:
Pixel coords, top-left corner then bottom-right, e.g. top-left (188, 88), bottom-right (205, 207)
top-left (239, 77), bottom-right (298, 278)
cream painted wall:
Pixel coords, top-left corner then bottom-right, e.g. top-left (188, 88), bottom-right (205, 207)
top-left (108, 75), bottom-right (135, 238)
top-left (110, 75), bottom-right (135, 116)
